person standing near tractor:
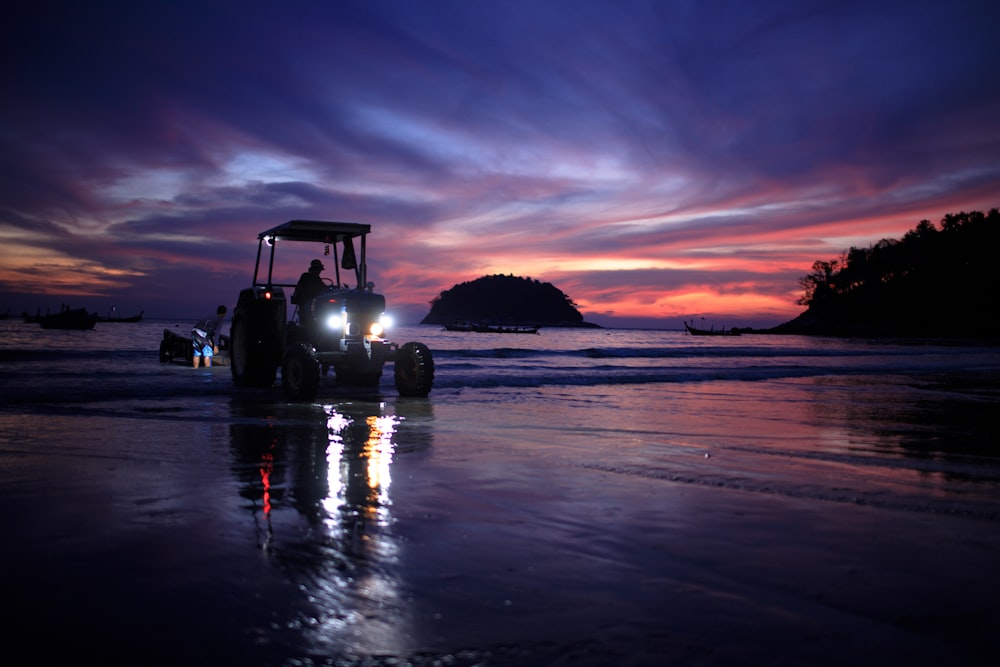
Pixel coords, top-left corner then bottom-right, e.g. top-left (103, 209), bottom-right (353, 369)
top-left (191, 305), bottom-right (227, 368)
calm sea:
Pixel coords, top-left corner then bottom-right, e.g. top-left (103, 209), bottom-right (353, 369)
top-left (3, 317), bottom-right (998, 516)
top-left (2, 317), bottom-right (998, 399)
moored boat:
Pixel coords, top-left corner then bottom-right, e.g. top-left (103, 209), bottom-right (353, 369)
top-left (444, 320), bottom-right (539, 334)
top-left (98, 309), bottom-right (144, 323)
top-left (684, 320), bottom-right (740, 336)
top-left (38, 307), bottom-right (98, 330)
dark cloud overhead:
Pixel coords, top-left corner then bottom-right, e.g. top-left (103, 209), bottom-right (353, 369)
top-left (1, 0), bottom-right (998, 326)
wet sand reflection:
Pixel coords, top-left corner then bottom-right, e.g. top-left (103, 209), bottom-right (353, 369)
top-left (228, 398), bottom-right (433, 660)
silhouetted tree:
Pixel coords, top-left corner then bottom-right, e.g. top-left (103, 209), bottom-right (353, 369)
top-left (788, 208), bottom-right (1000, 336)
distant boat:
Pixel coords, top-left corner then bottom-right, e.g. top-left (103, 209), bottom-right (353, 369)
top-left (98, 309), bottom-right (144, 323)
top-left (38, 307), bottom-right (98, 330)
top-left (444, 320), bottom-right (540, 334)
top-left (684, 320), bottom-right (741, 337)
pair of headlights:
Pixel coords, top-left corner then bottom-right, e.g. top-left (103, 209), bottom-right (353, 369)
top-left (324, 313), bottom-right (393, 337)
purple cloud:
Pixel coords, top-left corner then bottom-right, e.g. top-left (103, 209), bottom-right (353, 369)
top-left (1, 0), bottom-right (998, 326)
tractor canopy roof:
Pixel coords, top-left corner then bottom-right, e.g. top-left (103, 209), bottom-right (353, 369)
top-left (257, 220), bottom-right (371, 244)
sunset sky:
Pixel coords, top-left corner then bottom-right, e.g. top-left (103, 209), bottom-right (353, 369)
top-left (3, 0), bottom-right (999, 327)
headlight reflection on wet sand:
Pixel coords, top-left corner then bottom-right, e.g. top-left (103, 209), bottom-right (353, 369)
top-left (294, 403), bottom-right (413, 658)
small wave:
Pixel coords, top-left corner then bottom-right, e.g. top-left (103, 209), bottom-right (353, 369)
top-left (431, 344), bottom-right (934, 362)
top-left (578, 462), bottom-right (999, 521)
top-left (0, 348), bottom-right (163, 363)
top-left (427, 364), bottom-right (880, 390)
top-left (3, 330), bottom-right (997, 407)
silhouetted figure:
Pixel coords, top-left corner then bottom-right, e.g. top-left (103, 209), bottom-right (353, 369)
top-left (293, 259), bottom-right (326, 322)
top-left (192, 305), bottom-right (227, 368)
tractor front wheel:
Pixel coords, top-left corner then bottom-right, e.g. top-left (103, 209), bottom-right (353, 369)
top-left (394, 342), bottom-right (434, 397)
top-left (282, 343), bottom-right (321, 401)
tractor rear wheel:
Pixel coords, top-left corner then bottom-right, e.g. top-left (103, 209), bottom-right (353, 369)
top-left (231, 314), bottom-right (279, 388)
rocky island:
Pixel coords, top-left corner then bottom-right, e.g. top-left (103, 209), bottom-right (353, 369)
top-left (421, 274), bottom-right (600, 328)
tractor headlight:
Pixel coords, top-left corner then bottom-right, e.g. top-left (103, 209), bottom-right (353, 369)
top-left (369, 314), bottom-right (392, 337)
top-left (325, 313), bottom-right (344, 330)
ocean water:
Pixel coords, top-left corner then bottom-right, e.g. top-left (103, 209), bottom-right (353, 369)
top-left (3, 318), bottom-right (997, 397)
top-left (2, 318), bottom-right (1000, 665)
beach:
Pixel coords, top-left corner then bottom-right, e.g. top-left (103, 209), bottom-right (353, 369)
top-left (2, 321), bottom-right (999, 665)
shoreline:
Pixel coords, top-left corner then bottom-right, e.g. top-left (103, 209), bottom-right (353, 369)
top-left (4, 372), bottom-right (999, 665)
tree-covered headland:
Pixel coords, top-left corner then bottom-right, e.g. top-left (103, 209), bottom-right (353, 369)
top-left (773, 208), bottom-right (1000, 337)
top-left (421, 274), bottom-right (596, 327)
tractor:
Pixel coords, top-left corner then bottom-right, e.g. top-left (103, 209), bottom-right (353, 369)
top-left (230, 220), bottom-right (434, 400)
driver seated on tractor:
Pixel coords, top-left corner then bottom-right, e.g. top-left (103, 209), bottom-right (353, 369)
top-left (292, 259), bottom-right (327, 323)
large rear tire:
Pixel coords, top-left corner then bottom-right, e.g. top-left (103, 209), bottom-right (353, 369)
top-left (394, 342), bottom-right (434, 397)
top-left (231, 314), bottom-right (279, 388)
top-left (282, 344), bottom-right (321, 401)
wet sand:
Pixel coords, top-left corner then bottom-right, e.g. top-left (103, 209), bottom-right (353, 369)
top-left (3, 372), bottom-right (1000, 666)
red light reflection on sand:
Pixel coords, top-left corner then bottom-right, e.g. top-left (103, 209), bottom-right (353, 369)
top-left (259, 450), bottom-right (274, 516)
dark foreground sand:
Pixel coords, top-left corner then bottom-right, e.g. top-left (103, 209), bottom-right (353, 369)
top-left (3, 375), bottom-right (999, 666)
